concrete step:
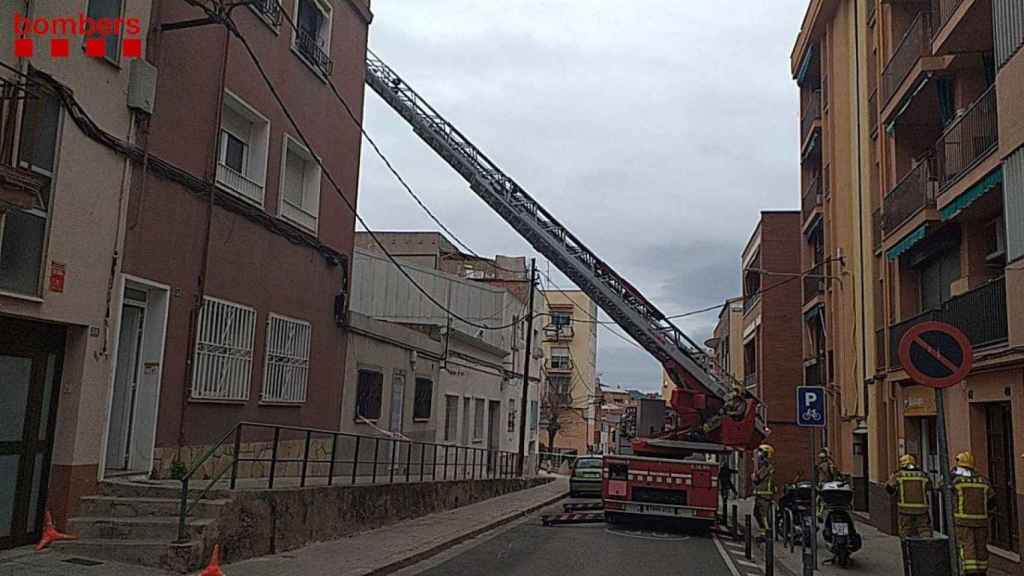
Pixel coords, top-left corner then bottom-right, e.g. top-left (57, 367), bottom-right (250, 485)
top-left (99, 479), bottom-right (232, 500)
top-left (51, 538), bottom-right (204, 573)
top-left (68, 516), bottom-right (214, 541)
top-left (78, 495), bottom-right (230, 519)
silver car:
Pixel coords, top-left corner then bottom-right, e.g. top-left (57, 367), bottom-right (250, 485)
top-left (569, 456), bottom-right (603, 498)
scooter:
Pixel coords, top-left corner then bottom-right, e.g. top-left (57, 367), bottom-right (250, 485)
top-left (818, 479), bottom-right (863, 567)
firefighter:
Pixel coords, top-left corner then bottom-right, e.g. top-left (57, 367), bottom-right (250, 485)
top-left (700, 386), bottom-right (749, 437)
top-left (951, 451), bottom-right (995, 575)
top-left (752, 443), bottom-right (776, 539)
top-left (817, 448), bottom-right (840, 484)
top-left (884, 454), bottom-right (933, 538)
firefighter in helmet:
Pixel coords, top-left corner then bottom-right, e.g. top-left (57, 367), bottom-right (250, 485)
top-left (752, 443), bottom-right (776, 539)
top-left (885, 454), bottom-right (933, 538)
top-left (951, 451), bottom-right (995, 575)
top-left (699, 385), bottom-right (749, 437)
top-left (817, 448), bottom-right (840, 484)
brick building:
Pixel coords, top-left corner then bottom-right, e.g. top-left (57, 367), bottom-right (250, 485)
top-left (740, 211), bottom-right (812, 488)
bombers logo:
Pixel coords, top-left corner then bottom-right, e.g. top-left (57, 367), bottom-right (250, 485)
top-left (13, 13), bottom-right (143, 59)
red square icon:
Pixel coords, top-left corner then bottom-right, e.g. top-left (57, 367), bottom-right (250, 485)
top-left (85, 38), bottom-right (106, 58)
top-left (14, 38), bottom-right (33, 58)
top-left (50, 38), bottom-right (69, 58)
top-left (122, 38), bottom-right (141, 59)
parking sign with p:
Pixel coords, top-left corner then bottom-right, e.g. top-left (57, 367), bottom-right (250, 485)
top-left (797, 386), bottom-right (826, 428)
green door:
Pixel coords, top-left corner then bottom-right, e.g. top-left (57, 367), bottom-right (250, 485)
top-left (0, 316), bottom-right (63, 549)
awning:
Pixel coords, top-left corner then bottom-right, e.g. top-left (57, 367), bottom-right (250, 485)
top-left (802, 302), bottom-right (823, 322)
top-left (797, 45), bottom-right (816, 86)
top-left (885, 224), bottom-right (928, 261)
top-left (939, 167), bottom-right (1004, 221)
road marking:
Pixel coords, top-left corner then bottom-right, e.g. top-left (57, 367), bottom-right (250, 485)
top-left (736, 559), bottom-right (762, 569)
top-left (713, 536), bottom-right (743, 576)
top-left (724, 541), bottom-right (745, 550)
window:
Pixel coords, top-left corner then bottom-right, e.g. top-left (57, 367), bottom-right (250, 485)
top-left (249, 0), bottom-right (283, 28)
top-left (444, 395), bottom-right (459, 442)
top-left (0, 78), bottom-right (58, 296)
top-left (86, 0), bottom-right (123, 62)
top-left (413, 377), bottom-right (433, 421)
top-left (192, 298), bottom-right (257, 401)
top-left (529, 400), bottom-right (539, 429)
top-left (549, 346), bottom-right (571, 369)
top-left (549, 375), bottom-right (571, 400)
top-left (917, 247), bottom-right (960, 312)
top-left (279, 135), bottom-right (321, 232)
top-left (551, 311), bottom-right (572, 327)
top-left (216, 92), bottom-right (269, 206)
top-left (355, 369), bottom-right (383, 420)
top-left (461, 397), bottom-right (471, 444)
top-left (473, 398), bottom-right (485, 441)
top-left (261, 314), bottom-right (311, 403)
top-left (293, 0), bottom-right (333, 76)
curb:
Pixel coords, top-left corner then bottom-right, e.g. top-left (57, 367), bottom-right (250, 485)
top-left (364, 487), bottom-right (569, 576)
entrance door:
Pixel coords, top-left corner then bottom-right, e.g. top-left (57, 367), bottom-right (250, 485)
top-left (0, 317), bottom-right (63, 549)
top-left (487, 401), bottom-right (501, 473)
top-left (106, 303), bottom-right (145, 471)
top-left (986, 402), bottom-right (1018, 552)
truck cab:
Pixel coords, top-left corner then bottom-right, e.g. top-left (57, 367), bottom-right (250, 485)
top-left (602, 453), bottom-right (720, 527)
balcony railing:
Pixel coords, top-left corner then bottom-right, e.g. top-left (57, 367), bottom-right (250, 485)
top-left (882, 11), bottom-right (932, 106)
top-left (803, 263), bottom-right (826, 306)
top-left (801, 90), bottom-right (822, 144)
top-left (804, 360), bottom-right (825, 387)
top-left (882, 157), bottom-right (936, 233)
top-left (743, 373), bottom-right (758, 391)
top-left (250, 0), bottom-right (282, 26)
top-left (934, 86), bottom-right (998, 191)
top-left (545, 357), bottom-right (574, 372)
top-left (216, 162), bottom-right (264, 205)
top-left (295, 28), bottom-right (333, 76)
top-left (931, 0), bottom-right (965, 37)
top-left (889, 277), bottom-right (1008, 368)
top-left (743, 293), bottom-right (760, 314)
top-left (543, 324), bottom-right (575, 341)
top-left (875, 328), bottom-right (886, 371)
top-left (872, 208), bottom-right (882, 251)
top-left (868, 88), bottom-right (879, 133)
top-left (802, 175), bottom-right (823, 222)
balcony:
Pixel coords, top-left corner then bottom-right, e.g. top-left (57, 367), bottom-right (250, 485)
top-left (545, 357), bottom-right (574, 373)
top-left (882, 157), bottom-right (936, 234)
top-left (868, 88), bottom-right (879, 134)
top-left (801, 175), bottom-right (823, 224)
top-left (803, 263), bottom-right (826, 307)
top-left (882, 11), bottom-right (932, 106)
top-left (295, 27), bottom-right (333, 76)
top-left (804, 360), bottom-right (825, 387)
top-left (801, 90), bottom-right (822, 146)
top-left (249, 0), bottom-right (282, 26)
top-left (743, 293), bottom-right (760, 314)
top-left (743, 373), bottom-right (758, 391)
top-left (930, 0), bottom-right (965, 38)
top-left (216, 162), bottom-right (264, 205)
top-left (889, 276), bottom-right (1008, 369)
top-left (933, 86), bottom-right (998, 192)
top-left (543, 324), bottom-right (574, 341)
top-left (875, 328), bottom-right (886, 371)
top-left (872, 208), bottom-right (882, 251)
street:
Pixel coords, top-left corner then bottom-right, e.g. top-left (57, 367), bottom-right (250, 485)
top-left (394, 500), bottom-right (749, 576)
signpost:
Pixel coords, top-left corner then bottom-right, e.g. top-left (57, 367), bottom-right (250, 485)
top-left (898, 321), bottom-right (974, 576)
top-left (797, 386), bottom-right (826, 575)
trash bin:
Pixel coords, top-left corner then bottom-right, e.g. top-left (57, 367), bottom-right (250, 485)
top-left (902, 536), bottom-right (952, 576)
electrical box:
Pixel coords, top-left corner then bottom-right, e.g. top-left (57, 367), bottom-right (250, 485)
top-left (128, 59), bottom-right (157, 114)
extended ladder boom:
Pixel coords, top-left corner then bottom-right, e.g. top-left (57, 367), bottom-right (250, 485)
top-left (364, 54), bottom-right (766, 442)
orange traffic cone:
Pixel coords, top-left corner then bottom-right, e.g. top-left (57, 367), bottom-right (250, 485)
top-left (198, 544), bottom-right (224, 576)
top-left (35, 511), bottom-right (78, 551)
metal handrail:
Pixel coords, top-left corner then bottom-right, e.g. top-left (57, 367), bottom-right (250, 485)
top-left (881, 11), bottom-right (931, 106)
top-left (176, 421), bottom-right (524, 541)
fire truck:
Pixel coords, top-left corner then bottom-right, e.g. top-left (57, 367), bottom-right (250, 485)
top-left (363, 54), bottom-right (769, 528)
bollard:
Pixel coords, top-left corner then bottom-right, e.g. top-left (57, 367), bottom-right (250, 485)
top-left (745, 514), bottom-right (753, 560)
top-left (766, 505), bottom-right (774, 576)
top-left (731, 504), bottom-right (739, 538)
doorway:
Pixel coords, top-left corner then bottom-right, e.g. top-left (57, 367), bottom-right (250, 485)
top-left (0, 316), bottom-right (64, 550)
top-left (487, 400), bottom-right (501, 473)
top-left (986, 402), bottom-right (1018, 552)
top-left (103, 278), bottom-right (169, 476)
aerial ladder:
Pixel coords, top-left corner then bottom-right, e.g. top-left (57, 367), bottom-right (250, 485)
top-left (364, 54), bottom-right (768, 456)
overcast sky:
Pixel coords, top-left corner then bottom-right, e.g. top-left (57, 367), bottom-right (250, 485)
top-left (356, 1), bottom-right (807, 393)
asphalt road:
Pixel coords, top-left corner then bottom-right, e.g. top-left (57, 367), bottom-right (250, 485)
top-left (394, 500), bottom-right (741, 576)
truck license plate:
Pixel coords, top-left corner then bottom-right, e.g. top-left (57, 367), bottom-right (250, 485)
top-left (832, 522), bottom-right (849, 536)
top-left (625, 504), bottom-right (693, 517)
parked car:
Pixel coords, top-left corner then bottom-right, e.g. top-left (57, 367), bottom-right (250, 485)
top-left (569, 456), bottom-right (603, 498)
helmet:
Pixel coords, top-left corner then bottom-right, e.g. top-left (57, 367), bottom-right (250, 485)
top-left (899, 454), bottom-right (916, 469)
top-left (955, 451), bottom-right (975, 470)
top-left (758, 444), bottom-right (775, 459)
top-left (819, 448), bottom-right (831, 460)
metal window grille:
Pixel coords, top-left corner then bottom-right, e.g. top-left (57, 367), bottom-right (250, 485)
top-left (473, 398), bottom-right (485, 440)
top-left (355, 370), bottom-right (383, 420)
top-left (192, 298), bottom-right (256, 401)
top-left (261, 314), bottom-right (311, 403)
top-left (413, 378), bottom-right (433, 420)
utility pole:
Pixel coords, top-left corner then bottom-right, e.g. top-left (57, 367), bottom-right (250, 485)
top-left (517, 258), bottom-right (537, 476)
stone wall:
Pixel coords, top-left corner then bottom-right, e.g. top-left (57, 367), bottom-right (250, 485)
top-left (213, 477), bottom-right (553, 564)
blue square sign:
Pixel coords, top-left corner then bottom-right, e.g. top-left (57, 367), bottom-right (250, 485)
top-left (797, 386), bottom-right (826, 428)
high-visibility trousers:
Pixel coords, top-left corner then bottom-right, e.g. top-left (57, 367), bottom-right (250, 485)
top-left (754, 496), bottom-right (772, 533)
top-left (956, 525), bottom-right (990, 574)
top-left (898, 513), bottom-right (933, 539)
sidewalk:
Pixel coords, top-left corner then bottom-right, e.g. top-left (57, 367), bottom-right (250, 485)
top-left (0, 476), bottom-right (567, 576)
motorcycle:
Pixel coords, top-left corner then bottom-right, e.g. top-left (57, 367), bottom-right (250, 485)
top-left (776, 481), bottom-right (815, 549)
top-left (818, 479), bottom-right (863, 567)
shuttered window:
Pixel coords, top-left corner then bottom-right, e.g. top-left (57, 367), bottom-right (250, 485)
top-left (192, 298), bottom-right (256, 401)
top-left (261, 314), bottom-right (311, 403)
top-left (994, 0), bottom-right (1024, 68)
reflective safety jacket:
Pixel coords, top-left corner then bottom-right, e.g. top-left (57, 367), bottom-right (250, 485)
top-left (753, 464), bottom-right (776, 498)
top-left (952, 474), bottom-right (994, 528)
top-left (886, 469), bottom-right (931, 515)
